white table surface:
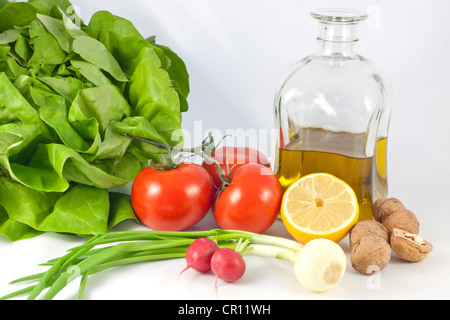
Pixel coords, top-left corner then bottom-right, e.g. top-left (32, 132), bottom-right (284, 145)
top-left (0, 179), bottom-right (447, 300)
top-left (1, 0), bottom-right (449, 301)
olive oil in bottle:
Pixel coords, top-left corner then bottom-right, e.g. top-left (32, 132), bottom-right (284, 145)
top-left (275, 128), bottom-right (387, 221)
top-left (273, 9), bottom-right (392, 221)
top-left (374, 137), bottom-right (388, 200)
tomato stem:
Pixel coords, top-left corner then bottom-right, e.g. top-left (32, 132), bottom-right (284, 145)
top-left (124, 133), bottom-right (230, 186)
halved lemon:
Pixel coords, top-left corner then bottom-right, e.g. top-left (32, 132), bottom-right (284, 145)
top-left (281, 173), bottom-right (359, 244)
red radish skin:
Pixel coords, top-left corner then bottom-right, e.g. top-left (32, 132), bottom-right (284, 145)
top-left (177, 238), bottom-right (219, 279)
top-left (211, 248), bottom-right (246, 284)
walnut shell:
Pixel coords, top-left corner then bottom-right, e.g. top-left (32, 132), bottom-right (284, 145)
top-left (349, 220), bottom-right (389, 247)
top-left (350, 235), bottom-right (391, 275)
top-left (372, 198), bottom-right (406, 222)
top-left (381, 209), bottom-right (419, 236)
top-left (390, 228), bottom-right (432, 262)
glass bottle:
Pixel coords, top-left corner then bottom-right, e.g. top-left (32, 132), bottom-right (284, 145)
top-left (274, 9), bottom-right (392, 220)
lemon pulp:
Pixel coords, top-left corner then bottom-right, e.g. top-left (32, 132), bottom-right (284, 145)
top-left (281, 173), bottom-right (359, 244)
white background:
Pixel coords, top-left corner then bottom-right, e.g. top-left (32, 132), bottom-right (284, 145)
top-left (1, 0), bottom-right (449, 300)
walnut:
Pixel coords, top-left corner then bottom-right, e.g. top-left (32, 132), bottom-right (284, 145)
top-left (350, 235), bottom-right (391, 275)
top-left (372, 198), bottom-right (406, 222)
top-left (390, 228), bottom-right (433, 262)
top-left (349, 220), bottom-right (389, 247)
top-left (381, 209), bottom-right (419, 236)
top-left (350, 198), bottom-right (431, 276)
top-left (372, 198), bottom-right (420, 236)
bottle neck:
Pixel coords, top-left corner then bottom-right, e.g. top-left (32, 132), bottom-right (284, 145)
top-left (315, 22), bottom-right (359, 59)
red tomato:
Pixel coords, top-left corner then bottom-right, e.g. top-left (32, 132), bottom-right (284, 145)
top-left (213, 163), bottom-right (282, 234)
top-left (131, 163), bottom-right (214, 231)
top-left (202, 147), bottom-right (271, 188)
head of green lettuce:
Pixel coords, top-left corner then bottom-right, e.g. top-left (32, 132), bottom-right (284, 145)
top-left (0, 0), bottom-right (189, 240)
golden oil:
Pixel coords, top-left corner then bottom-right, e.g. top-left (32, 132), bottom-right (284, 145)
top-left (374, 137), bottom-right (388, 200)
top-left (275, 128), bottom-right (387, 221)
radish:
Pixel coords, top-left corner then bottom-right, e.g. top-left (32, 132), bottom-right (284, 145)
top-left (177, 237), bottom-right (219, 279)
top-left (210, 248), bottom-right (246, 294)
top-left (3, 229), bottom-right (347, 300)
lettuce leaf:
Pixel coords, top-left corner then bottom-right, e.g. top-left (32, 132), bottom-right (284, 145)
top-left (0, 0), bottom-right (189, 241)
top-left (86, 11), bottom-right (190, 112)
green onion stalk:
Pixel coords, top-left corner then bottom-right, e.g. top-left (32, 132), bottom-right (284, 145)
top-left (1, 135), bottom-right (347, 299)
top-left (0, 228), bottom-right (348, 300)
